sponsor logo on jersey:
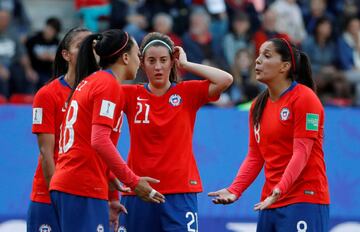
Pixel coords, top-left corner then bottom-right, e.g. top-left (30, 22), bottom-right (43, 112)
top-left (169, 94), bottom-right (182, 106)
top-left (280, 107), bottom-right (290, 121)
top-left (137, 96), bottom-right (148, 101)
top-left (97, 224), bottom-right (104, 232)
top-left (100, 100), bottom-right (116, 119)
top-left (190, 180), bottom-right (198, 185)
top-left (33, 107), bottom-right (43, 124)
top-left (39, 224), bottom-right (51, 232)
top-left (306, 113), bottom-right (319, 131)
top-left (118, 226), bottom-right (127, 232)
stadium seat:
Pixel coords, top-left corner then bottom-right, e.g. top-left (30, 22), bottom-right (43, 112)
top-left (8, 94), bottom-right (34, 104)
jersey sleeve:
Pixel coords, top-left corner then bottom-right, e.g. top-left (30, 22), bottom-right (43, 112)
top-left (32, 87), bottom-right (56, 134)
top-left (91, 76), bottom-right (121, 128)
top-left (293, 89), bottom-right (323, 138)
top-left (183, 80), bottom-right (220, 109)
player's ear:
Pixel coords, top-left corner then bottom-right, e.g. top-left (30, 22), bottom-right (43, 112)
top-left (280, 61), bottom-right (291, 73)
top-left (122, 52), bottom-right (129, 65)
top-left (62, 49), bottom-right (70, 62)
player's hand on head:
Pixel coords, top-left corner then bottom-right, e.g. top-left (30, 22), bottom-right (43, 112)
top-left (254, 188), bottom-right (281, 211)
top-left (134, 176), bottom-right (165, 203)
top-left (208, 188), bottom-right (237, 205)
top-left (109, 200), bottom-right (127, 231)
top-left (173, 46), bottom-right (187, 69)
top-left (109, 178), bottom-right (131, 193)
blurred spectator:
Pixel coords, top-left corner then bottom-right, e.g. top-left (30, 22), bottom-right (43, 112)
top-left (0, 0), bottom-right (30, 42)
top-left (302, 17), bottom-right (337, 75)
top-left (303, 0), bottom-right (334, 35)
top-left (252, 9), bottom-right (290, 55)
top-left (75, 0), bottom-right (111, 32)
top-left (110, 0), bottom-right (147, 43)
top-left (0, 8), bottom-right (37, 98)
top-left (182, 7), bottom-right (227, 80)
top-left (225, 0), bottom-right (261, 34)
top-left (25, 17), bottom-right (61, 90)
top-left (269, 0), bottom-right (307, 44)
top-left (228, 48), bottom-right (260, 105)
top-left (152, 13), bottom-right (182, 46)
top-left (337, 15), bottom-right (360, 105)
top-left (223, 12), bottom-right (253, 67)
top-left (140, 0), bottom-right (190, 36)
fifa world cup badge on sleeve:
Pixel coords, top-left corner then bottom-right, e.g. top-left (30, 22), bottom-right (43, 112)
top-left (306, 113), bottom-right (319, 131)
top-left (33, 108), bottom-right (43, 124)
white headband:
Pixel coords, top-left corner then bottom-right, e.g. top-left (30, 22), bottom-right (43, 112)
top-left (141, 39), bottom-right (172, 55)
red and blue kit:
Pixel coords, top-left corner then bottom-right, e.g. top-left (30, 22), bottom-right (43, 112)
top-left (122, 80), bottom-right (218, 194)
top-left (229, 83), bottom-right (330, 208)
top-left (50, 71), bottom-right (126, 200)
top-left (31, 76), bottom-right (71, 203)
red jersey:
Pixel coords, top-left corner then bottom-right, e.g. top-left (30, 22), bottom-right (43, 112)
top-left (251, 83), bottom-right (330, 208)
top-left (31, 76), bottom-right (71, 204)
top-left (50, 71), bottom-right (124, 200)
top-left (122, 80), bottom-right (217, 194)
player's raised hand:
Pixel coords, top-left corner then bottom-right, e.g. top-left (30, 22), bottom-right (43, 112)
top-left (109, 200), bottom-right (127, 231)
top-left (254, 188), bottom-right (281, 210)
top-left (134, 177), bottom-right (165, 203)
top-left (109, 178), bottom-right (131, 193)
top-left (173, 46), bottom-right (188, 69)
top-left (208, 188), bottom-right (237, 205)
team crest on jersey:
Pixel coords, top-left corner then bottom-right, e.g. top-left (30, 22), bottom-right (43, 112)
top-left (118, 226), bottom-right (127, 232)
top-left (169, 94), bottom-right (182, 106)
top-left (39, 224), bottom-right (51, 232)
top-left (280, 107), bottom-right (290, 121)
top-left (97, 224), bottom-right (104, 232)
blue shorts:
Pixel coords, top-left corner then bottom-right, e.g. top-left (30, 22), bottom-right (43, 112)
top-left (50, 190), bottom-right (109, 232)
top-left (27, 201), bottom-right (60, 232)
top-left (119, 193), bottom-right (198, 232)
top-left (257, 203), bottom-right (329, 232)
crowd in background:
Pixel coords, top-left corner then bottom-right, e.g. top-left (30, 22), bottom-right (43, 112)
top-left (1, 0), bottom-right (360, 107)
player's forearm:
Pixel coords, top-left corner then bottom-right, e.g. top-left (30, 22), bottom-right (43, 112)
top-left (37, 134), bottom-right (56, 188)
top-left (41, 155), bottom-right (56, 187)
top-left (91, 124), bottom-right (140, 189)
top-left (228, 147), bottom-right (264, 198)
top-left (275, 138), bottom-right (314, 194)
top-left (182, 61), bottom-right (233, 97)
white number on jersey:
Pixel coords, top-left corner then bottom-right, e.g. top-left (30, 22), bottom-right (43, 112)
top-left (186, 212), bottom-right (198, 232)
top-left (254, 123), bottom-right (261, 143)
top-left (59, 100), bottom-right (78, 154)
top-left (134, 102), bottom-right (150, 124)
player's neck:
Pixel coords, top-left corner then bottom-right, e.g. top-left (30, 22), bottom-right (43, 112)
top-left (110, 66), bottom-right (126, 83)
top-left (267, 79), bottom-right (292, 101)
top-left (64, 71), bottom-right (75, 88)
top-left (148, 81), bottom-right (171, 96)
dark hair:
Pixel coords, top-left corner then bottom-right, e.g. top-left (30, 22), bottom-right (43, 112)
top-left (252, 38), bottom-right (315, 125)
top-left (46, 17), bottom-right (62, 34)
top-left (140, 32), bottom-right (178, 83)
top-left (50, 27), bottom-right (90, 82)
top-left (314, 17), bottom-right (333, 43)
top-left (69, 29), bottom-right (133, 101)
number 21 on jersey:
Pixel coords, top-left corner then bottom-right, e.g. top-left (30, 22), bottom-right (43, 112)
top-left (134, 101), bottom-right (150, 124)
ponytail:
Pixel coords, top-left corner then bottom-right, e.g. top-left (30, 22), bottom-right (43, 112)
top-left (67, 34), bottom-right (101, 102)
top-left (252, 90), bottom-right (269, 126)
top-left (296, 52), bottom-right (316, 92)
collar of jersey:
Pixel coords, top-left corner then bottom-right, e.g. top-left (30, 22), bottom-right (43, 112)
top-left (280, 81), bottom-right (297, 97)
top-left (144, 82), bottom-right (176, 94)
top-left (58, 75), bottom-right (71, 89)
top-left (103, 69), bottom-right (116, 78)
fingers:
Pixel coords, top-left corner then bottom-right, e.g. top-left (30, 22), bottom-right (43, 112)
top-left (208, 191), bottom-right (220, 197)
top-left (119, 186), bottom-right (131, 193)
top-left (143, 177), bottom-right (160, 184)
top-left (146, 189), bottom-right (165, 203)
top-left (119, 204), bottom-right (128, 214)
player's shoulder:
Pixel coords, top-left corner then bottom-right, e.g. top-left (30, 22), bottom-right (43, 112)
top-left (293, 84), bottom-right (319, 101)
top-left (34, 78), bottom-right (61, 99)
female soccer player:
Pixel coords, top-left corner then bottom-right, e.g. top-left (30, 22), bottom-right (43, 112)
top-left (119, 32), bottom-right (233, 231)
top-left (49, 29), bottom-right (165, 231)
top-left (208, 38), bottom-right (330, 232)
top-left (28, 27), bottom-right (91, 232)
